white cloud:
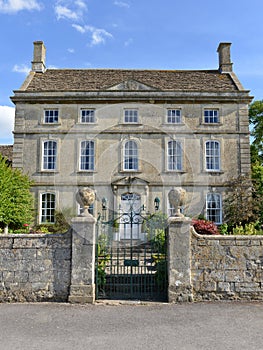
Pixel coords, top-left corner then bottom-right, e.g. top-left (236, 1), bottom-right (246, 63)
top-left (75, 0), bottom-right (86, 9)
top-left (72, 23), bottom-right (85, 33)
top-left (114, 1), bottom-right (130, 8)
top-left (0, 0), bottom-right (42, 13)
top-left (55, 4), bottom-right (79, 20)
top-left (0, 106), bottom-right (15, 145)
top-left (12, 64), bottom-right (31, 75)
top-left (72, 24), bottom-right (113, 46)
top-left (67, 48), bottom-right (75, 54)
top-left (55, 0), bottom-right (87, 21)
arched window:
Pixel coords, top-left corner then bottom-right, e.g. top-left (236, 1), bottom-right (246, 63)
top-left (124, 140), bottom-right (138, 171)
top-left (205, 141), bottom-right (220, 171)
top-left (167, 140), bottom-right (182, 171)
top-left (80, 141), bottom-right (95, 170)
top-left (43, 140), bottom-right (57, 170)
top-left (41, 193), bottom-right (56, 223)
top-left (206, 193), bottom-right (222, 224)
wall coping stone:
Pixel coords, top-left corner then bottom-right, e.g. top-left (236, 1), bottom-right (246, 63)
top-left (191, 226), bottom-right (263, 241)
top-left (0, 231), bottom-right (71, 239)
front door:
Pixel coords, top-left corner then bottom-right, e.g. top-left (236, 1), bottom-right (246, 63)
top-left (119, 193), bottom-right (142, 240)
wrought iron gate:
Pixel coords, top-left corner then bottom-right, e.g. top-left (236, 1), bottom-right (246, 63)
top-left (95, 201), bottom-right (168, 301)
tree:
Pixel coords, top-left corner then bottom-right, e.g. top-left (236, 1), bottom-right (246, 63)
top-left (224, 174), bottom-right (255, 229)
top-left (249, 100), bottom-right (263, 225)
top-left (251, 163), bottom-right (263, 224)
top-left (249, 100), bottom-right (263, 165)
top-left (0, 157), bottom-right (34, 233)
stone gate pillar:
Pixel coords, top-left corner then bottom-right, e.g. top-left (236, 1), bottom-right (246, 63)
top-left (69, 188), bottom-right (96, 304)
top-left (69, 214), bottom-right (96, 304)
top-left (168, 216), bottom-right (193, 302)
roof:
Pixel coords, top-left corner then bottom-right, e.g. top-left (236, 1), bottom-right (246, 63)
top-left (0, 145), bottom-right (13, 162)
top-left (22, 69), bottom-right (239, 92)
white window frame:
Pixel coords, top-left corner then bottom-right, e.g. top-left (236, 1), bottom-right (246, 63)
top-left (124, 109), bottom-right (138, 123)
top-left (42, 140), bottom-right (57, 171)
top-left (40, 192), bottom-right (56, 223)
top-left (167, 109), bottom-right (182, 124)
top-left (205, 140), bottom-right (220, 171)
top-left (79, 140), bottom-right (95, 171)
top-left (167, 140), bottom-right (183, 171)
top-left (206, 193), bottom-right (222, 224)
top-left (80, 109), bottom-right (95, 123)
top-left (44, 109), bottom-right (59, 124)
top-left (204, 109), bottom-right (219, 124)
top-left (123, 140), bottom-right (139, 171)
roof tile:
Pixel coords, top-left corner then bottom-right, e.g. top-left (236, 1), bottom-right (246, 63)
top-left (24, 69), bottom-right (238, 92)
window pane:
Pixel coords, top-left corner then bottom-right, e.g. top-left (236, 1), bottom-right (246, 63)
top-left (204, 109), bottom-right (219, 123)
top-left (168, 141), bottom-right (182, 170)
top-left (41, 193), bottom-right (55, 223)
top-left (43, 141), bottom-right (57, 170)
top-left (124, 140), bottom-right (138, 170)
top-left (80, 141), bottom-right (95, 170)
top-left (206, 141), bottom-right (220, 170)
top-left (206, 193), bottom-right (222, 224)
top-left (81, 110), bottom-right (95, 123)
top-left (167, 109), bottom-right (181, 123)
top-left (124, 110), bottom-right (138, 123)
top-left (44, 110), bottom-right (58, 123)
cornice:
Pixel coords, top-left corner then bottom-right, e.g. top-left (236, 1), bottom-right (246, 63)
top-left (11, 90), bottom-right (253, 104)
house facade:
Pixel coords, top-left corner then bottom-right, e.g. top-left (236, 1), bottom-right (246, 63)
top-left (11, 41), bottom-right (252, 226)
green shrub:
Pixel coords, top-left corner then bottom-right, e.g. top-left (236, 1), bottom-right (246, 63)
top-left (96, 234), bottom-right (110, 292)
top-left (232, 222), bottom-right (263, 235)
top-left (219, 223), bottom-right (229, 235)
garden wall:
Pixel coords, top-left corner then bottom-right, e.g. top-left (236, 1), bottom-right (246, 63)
top-left (0, 232), bottom-right (71, 302)
top-left (1, 221), bottom-right (263, 303)
top-left (191, 228), bottom-right (263, 301)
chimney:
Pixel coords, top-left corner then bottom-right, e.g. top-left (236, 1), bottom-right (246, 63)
top-left (31, 41), bottom-right (46, 73)
top-left (217, 42), bottom-right (233, 73)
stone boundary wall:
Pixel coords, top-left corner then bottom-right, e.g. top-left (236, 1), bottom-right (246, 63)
top-left (0, 232), bottom-right (71, 302)
top-left (1, 222), bottom-right (263, 303)
top-left (191, 228), bottom-right (263, 301)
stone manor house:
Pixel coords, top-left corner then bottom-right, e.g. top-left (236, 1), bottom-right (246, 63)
top-left (11, 41), bottom-right (252, 228)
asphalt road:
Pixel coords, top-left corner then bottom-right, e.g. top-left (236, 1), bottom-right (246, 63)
top-left (0, 301), bottom-right (262, 350)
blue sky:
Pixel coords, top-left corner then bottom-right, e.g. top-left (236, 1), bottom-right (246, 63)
top-left (0, 0), bottom-right (263, 144)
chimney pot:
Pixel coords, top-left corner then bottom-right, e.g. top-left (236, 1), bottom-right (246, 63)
top-left (217, 42), bottom-right (233, 73)
top-left (32, 41), bottom-right (46, 73)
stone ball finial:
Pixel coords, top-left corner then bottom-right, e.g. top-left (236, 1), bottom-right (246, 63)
top-left (76, 187), bottom-right (95, 216)
top-left (168, 187), bottom-right (187, 217)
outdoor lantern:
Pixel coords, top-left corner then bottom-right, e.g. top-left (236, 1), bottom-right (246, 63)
top-left (154, 197), bottom-right (160, 211)
top-left (102, 197), bottom-right (107, 210)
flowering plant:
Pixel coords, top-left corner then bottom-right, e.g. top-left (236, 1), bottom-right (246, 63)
top-left (192, 219), bottom-right (220, 235)
top-left (23, 223), bottom-right (30, 232)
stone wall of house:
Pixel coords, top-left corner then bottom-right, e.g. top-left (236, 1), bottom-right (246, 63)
top-left (0, 232), bottom-right (71, 302)
top-left (13, 100), bottom-right (250, 220)
top-left (191, 228), bottom-right (263, 301)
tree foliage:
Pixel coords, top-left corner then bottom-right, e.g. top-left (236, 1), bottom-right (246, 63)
top-left (251, 163), bottom-right (263, 224)
top-left (0, 158), bottom-right (34, 231)
top-left (223, 174), bottom-right (255, 229)
top-left (249, 100), bottom-right (263, 165)
top-left (249, 100), bottom-right (263, 224)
